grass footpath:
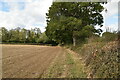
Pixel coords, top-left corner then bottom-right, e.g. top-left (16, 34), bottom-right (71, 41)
top-left (41, 48), bottom-right (87, 78)
top-left (66, 49), bottom-right (87, 78)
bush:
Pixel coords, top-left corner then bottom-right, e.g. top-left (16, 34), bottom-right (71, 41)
top-left (77, 41), bottom-right (119, 78)
top-left (102, 32), bottom-right (117, 42)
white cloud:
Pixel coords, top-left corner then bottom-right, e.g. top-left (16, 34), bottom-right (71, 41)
top-left (102, 2), bottom-right (118, 19)
top-left (111, 0), bottom-right (120, 2)
top-left (0, 0), bottom-right (53, 32)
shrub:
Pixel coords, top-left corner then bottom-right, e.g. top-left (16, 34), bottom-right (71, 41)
top-left (102, 32), bottom-right (117, 42)
top-left (77, 41), bottom-right (119, 78)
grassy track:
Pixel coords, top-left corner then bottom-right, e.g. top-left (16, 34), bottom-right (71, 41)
top-left (41, 48), bottom-right (87, 78)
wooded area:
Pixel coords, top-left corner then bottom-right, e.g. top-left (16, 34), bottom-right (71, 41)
top-left (0, 27), bottom-right (57, 45)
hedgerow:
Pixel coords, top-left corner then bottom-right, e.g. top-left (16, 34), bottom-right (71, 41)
top-left (77, 41), bottom-right (119, 78)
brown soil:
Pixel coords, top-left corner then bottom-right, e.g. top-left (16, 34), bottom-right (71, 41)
top-left (2, 44), bottom-right (63, 78)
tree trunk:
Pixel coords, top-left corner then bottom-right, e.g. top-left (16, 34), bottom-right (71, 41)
top-left (73, 36), bottom-right (76, 46)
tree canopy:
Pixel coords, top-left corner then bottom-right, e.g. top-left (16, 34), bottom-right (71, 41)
top-left (45, 2), bottom-right (104, 46)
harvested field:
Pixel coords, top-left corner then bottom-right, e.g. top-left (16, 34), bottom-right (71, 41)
top-left (2, 44), bottom-right (86, 78)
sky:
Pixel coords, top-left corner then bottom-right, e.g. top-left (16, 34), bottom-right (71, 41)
top-left (0, 0), bottom-right (119, 32)
top-left (100, 0), bottom-right (119, 32)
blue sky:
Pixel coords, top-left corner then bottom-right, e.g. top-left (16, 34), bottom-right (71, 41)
top-left (0, 1), bottom-right (10, 12)
top-left (0, 0), bottom-right (119, 32)
top-left (104, 13), bottom-right (118, 32)
top-left (106, 14), bottom-right (118, 25)
top-left (0, 1), bottom-right (26, 12)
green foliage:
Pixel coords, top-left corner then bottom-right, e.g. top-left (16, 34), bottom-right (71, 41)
top-left (46, 16), bottom-right (83, 44)
top-left (0, 27), bottom-right (55, 45)
top-left (85, 31), bottom-right (118, 44)
top-left (39, 32), bottom-right (50, 43)
top-left (1, 27), bottom-right (58, 45)
top-left (46, 2), bottom-right (104, 45)
top-left (102, 32), bottom-right (117, 42)
top-left (0, 27), bottom-right (9, 42)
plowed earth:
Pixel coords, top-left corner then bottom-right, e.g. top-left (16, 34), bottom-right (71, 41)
top-left (2, 44), bottom-right (86, 78)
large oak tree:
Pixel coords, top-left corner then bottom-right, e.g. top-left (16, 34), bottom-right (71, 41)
top-left (46, 2), bottom-right (104, 46)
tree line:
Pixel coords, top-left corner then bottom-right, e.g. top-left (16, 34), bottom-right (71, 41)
top-left (0, 27), bottom-right (56, 45)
